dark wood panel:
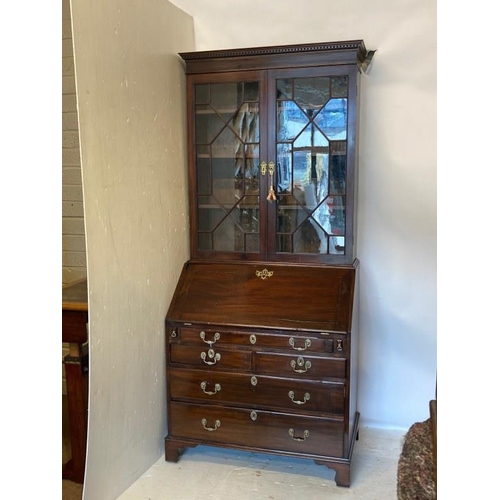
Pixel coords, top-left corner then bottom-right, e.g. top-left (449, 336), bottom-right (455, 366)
top-left (169, 401), bottom-right (344, 457)
top-left (62, 310), bottom-right (88, 344)
top-left (179, 40), bottom-right (368, 75)
top-left (169, 368), bottom-right (345, 415)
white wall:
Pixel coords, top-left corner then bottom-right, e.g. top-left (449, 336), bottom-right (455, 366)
top-left (168, 0), bottom-right (437, 429)
top-left (70, 0), bottom-right (194, 498)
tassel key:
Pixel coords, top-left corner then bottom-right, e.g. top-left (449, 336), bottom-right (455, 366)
top-left (267, 185), bottom-right (277, 202)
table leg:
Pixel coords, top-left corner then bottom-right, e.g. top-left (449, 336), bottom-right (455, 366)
top-left (62, 343), bottom-right (88, 484)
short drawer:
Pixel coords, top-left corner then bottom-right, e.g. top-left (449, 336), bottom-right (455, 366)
top-left (169, 401), bottom-right (344, 457)
top-left (174, 327), bottom-right (335, 353)
top-left (169, 344), bottom-right (252, 371)
top-left (168, 368), bottom-right (345, 415)
top-left (255, 352), bottom-right (346, 379)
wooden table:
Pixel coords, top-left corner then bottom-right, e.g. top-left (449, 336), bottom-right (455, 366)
top-left (62, 278), bottom-right (89, 484)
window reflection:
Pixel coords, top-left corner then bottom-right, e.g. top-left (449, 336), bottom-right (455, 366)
top-left (276, 76), bottom-right (348, 255)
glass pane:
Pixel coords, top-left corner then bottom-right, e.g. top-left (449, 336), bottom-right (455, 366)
top-left (277, 79), bottom-right (293, 99)
top-left (212, 156), bottom-right (241, 205)
top-left (198, 206), bottom-right (226, 232)
top-left (211, 125), bottom-right (241, 159)
top-left (195, 107), bottom-right (225, 144)
top-left (293, 218), bottom-right (327, 254)
top-left (195, 84), bottom-right (210, 104)
top-left (275, 75), bottom-right (350, 256)
top-left (330, 142), bottom-right (347, 195)
top-left (294, 77), bottom-right (330, 117)
top-left (198, 232), bottom-right (212, 251)
top-left (210, 83), bottom-right (243, 113)
top-left (196, 154), bottom-right (211, 195)
top-left (277, 199), bottom-right (308, 233)
top-left (276, 143), bottom-right (292, 194)
top-left (230, 103), bottom-right (260, 143)
top-left (277, 234), bottom-right (291, 253)
top-left (194, 80), bottom-right (260, 254)
top-left (329, 236), bottom-right (345, 255)
top-left (245, 234), bottom-right (259, 253)
top-left (331, 76), bottom-right (348, 98)
top-left (277, 101), bottom-right (309, 142)
top-left (213, 217), bottom-right (244, 252)
top-left (292, 125), bottom-right (329, 212)
top-left (314, 98), bottom-right (347, 140)
top-left (244, 82), bottom-right (259, 101)
top-left (326, 195), bottom-right (345, 235)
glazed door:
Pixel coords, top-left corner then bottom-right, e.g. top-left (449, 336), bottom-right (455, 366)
top-left (266, 66), bottom-right (358, 263)
top-left (189, 71), bottom-right (268, 260)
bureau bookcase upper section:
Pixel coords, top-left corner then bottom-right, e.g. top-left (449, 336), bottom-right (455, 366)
top-left (179, 41), bottom-right (372, 265)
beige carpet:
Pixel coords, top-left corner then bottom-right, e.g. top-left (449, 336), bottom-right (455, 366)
top-left (63, 395), bottom-right (84, 500)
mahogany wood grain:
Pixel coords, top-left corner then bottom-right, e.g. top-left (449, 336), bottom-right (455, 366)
top-left (168, 368), bottom-right (345, 415)
top-left (167, 261), bottom-right (355, 332)
top-left (169, 401), bottom-right (344, 457)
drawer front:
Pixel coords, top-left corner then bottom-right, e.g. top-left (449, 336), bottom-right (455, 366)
top-left (255, 352), bottom-right (346, 379)
top-left (169, 368), bottom-right (345, 415)
top-left (176, 327), bottom-right (333, 353)
top-left (169, 401), bottom-right (344, 457)
top-left (170, 344), bottom-right (252, 371)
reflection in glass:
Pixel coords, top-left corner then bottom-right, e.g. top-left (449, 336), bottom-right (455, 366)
top-left (294, 77), bottom-right (330, 117)
top-left (194, 81), bottom-right (261, 253)
top-left (275, 75), bottom-right (349, 255)
top-left (277, 101), bottom-right (308, 142)
top-left (314, 99), bottom-right (347, 140)
top-left (331, 76), bottom-right (348, 98)
top-left (277, 79), bottom-right (293, 100)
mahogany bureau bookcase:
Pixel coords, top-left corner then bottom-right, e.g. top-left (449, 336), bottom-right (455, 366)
top-left (164, 40), bottom-right (373, 487)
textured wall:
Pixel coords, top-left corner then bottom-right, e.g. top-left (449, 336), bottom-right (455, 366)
top-left (70, 0), bottom-right (194, 498)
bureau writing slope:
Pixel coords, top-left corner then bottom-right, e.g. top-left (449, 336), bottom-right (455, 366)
top-left (165, 40), bottom-right (372, 487)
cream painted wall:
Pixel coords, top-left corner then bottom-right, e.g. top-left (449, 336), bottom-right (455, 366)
top-left (168, 0), bottom-right (437, 429)
top-left (69, 1), bottom-right (194, 498)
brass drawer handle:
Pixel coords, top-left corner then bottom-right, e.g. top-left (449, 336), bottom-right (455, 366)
top-left (200, 381), bottom-right (221, 395)
top-left (200, 331), bottom-right (220, 345)
top-left (201, 418), bottom-right (221, 432)
top-left (289, 338), bottom-right (312, 351)
top-left (336, 339), bottom-right (343, 352)
top-left (288, 428), bottom-right (310, 441)
top-left (290, 356), bottom-right (311, 373)
top-left (201, 349), bottom-right (221, 365)
top-left (288, 391), bottom-right (310, 405)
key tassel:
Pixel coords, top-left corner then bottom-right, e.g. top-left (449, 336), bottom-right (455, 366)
top-left (267, 185), bottom-right (277, 201)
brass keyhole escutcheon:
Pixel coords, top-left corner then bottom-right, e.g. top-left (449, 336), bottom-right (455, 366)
top-left (250, 411), bottom-right (258, 421)
top-left (249, 334), bottom-right (257, 344)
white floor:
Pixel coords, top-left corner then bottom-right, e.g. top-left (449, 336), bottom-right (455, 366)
top-left (116, 426), bottom-right (406, 500)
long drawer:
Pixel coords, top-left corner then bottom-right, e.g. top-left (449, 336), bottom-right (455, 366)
top-left (176, 327), bottom-right (344, 354)
top-left (169, 401), bottom-right (344, 457)
top-left (169, 368), bottom-right (345, 415)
